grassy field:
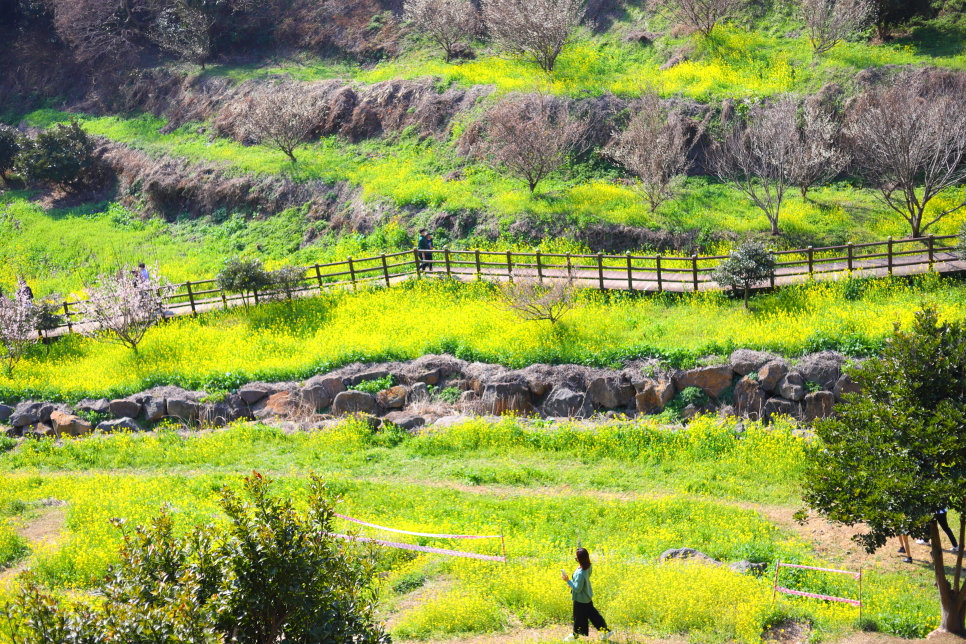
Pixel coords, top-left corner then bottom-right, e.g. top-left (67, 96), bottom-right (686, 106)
top-left (0, 415), bottom-right (944, 641)
top-left (2, 273), bottom-right (964, 403)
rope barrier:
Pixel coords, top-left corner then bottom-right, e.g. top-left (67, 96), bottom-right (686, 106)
top-left (334, 513), bottom-right (501, 540)
top-left (333, 534), bottom-right (507, 562)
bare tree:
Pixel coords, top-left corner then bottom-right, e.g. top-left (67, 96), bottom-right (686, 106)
top-left (404, 0), bottom-right (479, 62)
top-left (497, 271), bottom-right (577, 324)
top-left (846, 76), bottom-right (966, 239)
top-left (479, 94), bottom-right (588, 193)
top-left (78, 267), bottom-right (173, 354)
top-left (242, 83), bottom-right (328, 164)
top-left (650, 0), bottom-right (745, 38)
top-left (789, 100), bottom-right (848, 199)
top-left (51, 0), bottom-right (162, 68)
top-left (605, 92), bottom-right (702, 213)
top-left (0, 294), bottom-right (37, 376)
top-left (152, 0), bottom-right (216, 68)
top-left (801, 0), bottom-right (874, 55)
top-left (711, 96), bottom-right (799, 236)
top-left (482, 0), bottom-right (584, 74)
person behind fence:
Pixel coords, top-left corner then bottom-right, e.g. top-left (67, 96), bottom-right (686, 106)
top-left (138, 263), bottom-right (150, 283)
top-left (16, 277), bottom-right (33, 303)
top-left (561, 548), bottom-right (611, 641)
top-left (417, 228), bottom-right (434, 271)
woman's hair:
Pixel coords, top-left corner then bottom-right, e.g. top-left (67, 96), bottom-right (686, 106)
top-left (576, 548), bottom-right (591, 570)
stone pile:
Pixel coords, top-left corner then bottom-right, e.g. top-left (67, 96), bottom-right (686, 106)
top-left (0, 350), bottom-right (864, 437)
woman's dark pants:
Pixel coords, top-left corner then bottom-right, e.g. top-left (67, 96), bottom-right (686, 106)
top-left (573, 601), bottom-right (607, 636)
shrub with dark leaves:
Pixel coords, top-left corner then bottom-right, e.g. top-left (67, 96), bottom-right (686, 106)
top-left (712, 241), bottom-right (776, 309)
top-left (16, 120), bottom-right (106, 194)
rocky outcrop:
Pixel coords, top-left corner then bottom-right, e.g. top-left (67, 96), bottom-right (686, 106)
top-left (676, 365), bottom-right (733, 399)
top-left (332, 391), bottom-right (379, 416)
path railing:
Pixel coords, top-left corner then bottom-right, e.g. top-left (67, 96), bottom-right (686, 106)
top-left (46, 234), bottom-right (964, 336)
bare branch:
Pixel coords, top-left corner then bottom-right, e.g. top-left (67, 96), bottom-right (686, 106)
top-left (650, 0), bottom-right (745, 38)
top-left (711, 96), bottom-right (800, 235)
top-left (482, 0), bottom-right (584, 74)
top-left (605, 92), bottom-right (702, 213)
top-left (846, 74), bottom-right (966, 238)
top-left (802, 0), bottom-right (874, 55)
top-left (478, 94), bottom-right (589, 194)
top-left (241, 83), bottom-right (328, 164)
top-left (496, 271), bottom-right (577, 324)
top-left (788, 98), bottom-right (848, 198)
top-left (404, 0), bottom-right (479, 62)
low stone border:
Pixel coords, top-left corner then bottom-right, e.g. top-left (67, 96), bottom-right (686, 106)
top-left (0, 349), bottom-right (862, 438)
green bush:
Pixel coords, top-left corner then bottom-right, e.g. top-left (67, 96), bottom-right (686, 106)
top-left (3, 473), bottom-right (389, 644)
top-left (216, 257), bottom-right (272, 306)
top-left (350, 375), bottom-right (395, 394)
top-left (0, 125), bottom-right (21, 187)
top-left (15, 120), bottom-right (105, 194)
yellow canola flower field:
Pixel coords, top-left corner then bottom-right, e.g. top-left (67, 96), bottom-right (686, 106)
top-left (3, 274), bottom-right (964, 401)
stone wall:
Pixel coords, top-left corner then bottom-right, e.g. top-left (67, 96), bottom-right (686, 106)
top-left (0, 350), bottom-right (864, 438)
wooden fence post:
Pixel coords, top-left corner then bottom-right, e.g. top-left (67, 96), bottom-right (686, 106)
top-left (444, 247), bottom-right (452, 276)
top-left (536, 250), bottom-right (543, 283)
top-left (692, 255), bottom-right (699, 292)
top-left (315, 264), bottom-right (324, 293)
top-left (253, 286), bottom-right (259, 305)
top-left (597, 253), bottom-right (605, 290)
top-left (566, 252), bottom-right (572, 277)
top-left (626, 253), bottom-right (633, 291)
top-left (414, 248), bottom-right (422, 276)
top-left (221, 291), bottom-right (228, 310)
top-left (381, 254), bottom-right (390, 287)
top-left (475, 249), bottom-right (481, 278)
top-left (768, 250), bottom-right (776, 288)
top-left (887, 237), bottom-right (893, 275)
top-left (847, 243), bottom-right (854, 272)
top-left (928, 235), bottom-right (935, 270)
top-left (348, 257), bottom-right (357, 290)
top-left (186, 281), bottom-right (197, 315)
top-left (807, 246), bottom-right (814, 277)
top-left (506, 250), bottom-right (513, 282)
top-left (62, 301), bottom-right (73, 334)
top-left (656, 255), bottom-right (663, 293)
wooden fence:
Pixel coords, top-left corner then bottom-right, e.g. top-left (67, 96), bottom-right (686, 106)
top-left (48, 234), bottom-right (963, 336)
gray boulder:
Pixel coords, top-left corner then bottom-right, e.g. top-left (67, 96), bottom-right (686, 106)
top-left (729, 560), bottom-right (767, 575)
top-left (0, 404), bottom-right (12, 422)
top-left (587, 376), bottom-right (635, 409)
top-left (199, 403), bottom-right (231, 427)
top-left (778, 373), bottom-right (805, 402)
top-left (224, 394), bottom-right (252, 421)
top-left (382, 412), bottom-right (426, 431)
top-left (481, 381), bottom-right (533, 416)
top-left (659, 548), bottom-right (718, 564)
top-left (11, 401), bottom-right (54, 428)
top-left (96, 418), bottom-right (143, 433)
top-left (143, 397), bottom-right (167, 422)
top-left (803, 391), bottom-right (835, 422)
top-left (238, 382), bottom-right (277, 405)
top-left (409, 369), bottom-right (440, 386)
top-left (734, 377), bottom-right (766, 420)
top-left (376, 386), bottom-right (409, 409)
top-left (833, 374), bottom-right (862, 402)
top-left (758, 361), bottom-right (789, 392)
top-left (410, 382), bottom-right (430, 400)
top-left (301, 376), bottom-right (346, 410)
top-left (676, 365), bottom-right (734, 399)
top-left (729, 349), bottom-right (777, 376)
top-left (543, 388), bottom-right (586, 417)
top-left (167, 398), bottom-right (200, 421)
top-left (798, 351), bottom-right (845, 389)
top-left (764, 397), bottom-right (799, 422)
top-left (109, 399), bottom-right (142, 420)
top-left (76, 398), bottom-right (111, 415)
top-left (332, 391), bottom-right (379, 416)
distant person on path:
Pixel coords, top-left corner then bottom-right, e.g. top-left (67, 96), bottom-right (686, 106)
top-left (16, 278), bottom-right (33, 303)
top-left (138, 263), bottom-right (150, 283)
top-left (561, 548), bottom-right (610, 641)
top-left (417, 228), bottom-right (434, 271)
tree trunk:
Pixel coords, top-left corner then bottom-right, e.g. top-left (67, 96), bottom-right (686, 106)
top-left (770, 218), bottom-right (780, 235)
top-left (931, 520), bottom-right (966, 635)
top-left (743, 286), bottom-right (749, 309)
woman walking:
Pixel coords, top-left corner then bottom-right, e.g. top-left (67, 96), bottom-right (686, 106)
top-left (561, 548), bottom-right (610, 641)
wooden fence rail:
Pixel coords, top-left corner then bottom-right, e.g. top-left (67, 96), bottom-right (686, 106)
top-left (44, 234), bottom-right (964, 337)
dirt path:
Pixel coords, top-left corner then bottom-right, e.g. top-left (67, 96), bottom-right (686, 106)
top-left (0, 503), bottom-right (67, 587)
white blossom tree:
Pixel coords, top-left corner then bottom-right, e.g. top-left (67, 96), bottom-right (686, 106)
top-left (0, 294), bottom-right (38, 376)
top-left (242, 83), bottom-right (328, 164)
top-left (78, 267), bottom-right (173, 354)
top-left (801, 0), bottom-right (874, 55)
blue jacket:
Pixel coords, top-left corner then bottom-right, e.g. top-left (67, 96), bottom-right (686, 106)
top-left (566, 565), bottom-right (593, 603)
